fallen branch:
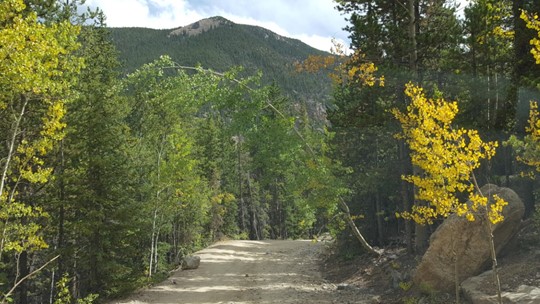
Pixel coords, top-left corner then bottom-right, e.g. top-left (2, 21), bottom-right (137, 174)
top-left (339, 199), bottom-right (381, 256)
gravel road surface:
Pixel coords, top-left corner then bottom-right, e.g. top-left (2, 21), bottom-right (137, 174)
top-left (113, 240), bottom-right (373, 304)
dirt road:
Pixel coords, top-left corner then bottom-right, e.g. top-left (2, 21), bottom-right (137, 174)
top-left (113, 240), bottom-right (373, 304)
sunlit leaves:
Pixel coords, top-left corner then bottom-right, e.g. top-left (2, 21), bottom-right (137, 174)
top-left (295, 39), bottom-right (384, 87)
top-left (0, 0), bottom-right (83, 256)
top-left (393, 83), bottom-right (505, 225)
top-left (507, 101), bottom-right (540, 177)
top-left (0, 0), bottom-right (82, 102)
top-left (0, 203), bottom-right (48, 253)
top-left (504, 12), bottom-right (540, 184)
top-left (466, 0), bottom-right (513, 46)
top-left (521, 10), bottom-right (540, 64)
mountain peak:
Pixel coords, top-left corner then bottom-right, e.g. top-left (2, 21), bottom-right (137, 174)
top-left (169, 16), bottom-right (233, 37)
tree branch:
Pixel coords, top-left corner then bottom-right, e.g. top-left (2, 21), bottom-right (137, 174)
top-left (166, 62), bottom-right (317, 156)
top-left (1, 255), bottom-right (60, 304)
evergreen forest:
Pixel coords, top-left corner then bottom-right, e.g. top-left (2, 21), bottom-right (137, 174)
top-left (1, 0), bottom-right (540, 303)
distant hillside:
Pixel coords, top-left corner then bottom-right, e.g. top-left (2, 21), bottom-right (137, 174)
top-left (108, 16), bottom-right (332, 102)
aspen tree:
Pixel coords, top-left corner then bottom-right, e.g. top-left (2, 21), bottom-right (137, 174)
top-left (0, 0), bottom-right (82, 257)
top-left (0, 0), bottom-right (82, 301)
top-left (521, 10), bottom-right (540, 64)
top-left (393, 83), bottom-right (507, 302)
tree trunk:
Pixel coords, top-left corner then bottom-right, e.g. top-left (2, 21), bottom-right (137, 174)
top-left (172, 221), bottom-right (180, 264)
top-left (18, 251), bottom-right (29, 304)
top-left (407, 0), bottom-right (429, 255)
top-left (148, 208), bottom-right (157, 278)
top-left (236, 137), bottom-right (246, 233)
top-left (408, 0), bottom-right (418, 78)
top-left (375, 189), bottom-right (384, 246)
top-left (58, 140), bottom-right (66, 279)
top-left (49, 268), bottom-right (55, 304)
top-left (246, 172), bottom-right (260, 240)
top-left (154, 226), bottom-right (161, 274)
top-left (375, 139), bottom-right (384, 246)
top-left (399, 142), bottom-right (413, 254)
top-left (415, 223), bottom-right (429, 254)
top-left (72, 257), bottom-right (78, 300)
top-left (0, 96), bottom-right (28, 207)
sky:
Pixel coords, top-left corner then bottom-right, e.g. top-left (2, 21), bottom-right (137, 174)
top-left (84, 0), bottom-right (471, 53)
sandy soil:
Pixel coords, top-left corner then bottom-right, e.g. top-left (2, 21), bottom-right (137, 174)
top-left (112, 240), bottom-right (374, 304)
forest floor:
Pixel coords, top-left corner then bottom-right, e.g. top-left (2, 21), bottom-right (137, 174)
top-left (111, 226), bottom-right (540, 304)
top-left (322, 224), bottom-right (540, 303)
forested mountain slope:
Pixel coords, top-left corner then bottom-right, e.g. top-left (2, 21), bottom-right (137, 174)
top-left (109, 16), bottom-right (331, 102)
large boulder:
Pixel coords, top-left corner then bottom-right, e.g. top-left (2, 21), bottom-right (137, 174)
top-left (181, 255), bottom-right (201, 270)
top-left (413, 184), bottom-right (525, 292)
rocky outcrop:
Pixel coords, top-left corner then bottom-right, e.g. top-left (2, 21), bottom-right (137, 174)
top-left (169, 16), bottom-right (232, 37)
top-left (462, 270), bottom-right (540, 304)
top-left (413, 184), bottom-right (525, 292)
top-left (181, 255), bottom-right (201, 270)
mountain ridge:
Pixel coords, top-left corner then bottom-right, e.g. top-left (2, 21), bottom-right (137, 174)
top-left (108, 16), bottom-right (332, 101)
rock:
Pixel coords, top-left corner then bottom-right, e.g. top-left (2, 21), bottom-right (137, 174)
top-left (461, 270), bottom-right (498, 304)
top-left (337, 283), bottom-right (349, 290)
top-left (463, 272), bottom-right (540, 304)
top-left (181, 255), bottom-right (201, 270)
top-left (503, 285), bottom-right (540, 303)
top-left (413, 184), bottom-right (525, 292)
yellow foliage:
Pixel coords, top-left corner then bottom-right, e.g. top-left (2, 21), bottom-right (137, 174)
top-left (521, 10), bottom-right (540, 64)
top-left (295, 54), bottom-right (336, 73)
top-left (510, 101), bottom-right (540, 173)
top-left (508, 13), bottom-right (540, 178)
top-left (475, 0), bottom-right (513, 47)
top-left (393, 83), bottom-right (505, 225)
top-left (295, 39), bottom-right (384, 87)
top-left (0, 0), bottom-right (83, 255)
top-left (489, 195), bottom-right (508, 224)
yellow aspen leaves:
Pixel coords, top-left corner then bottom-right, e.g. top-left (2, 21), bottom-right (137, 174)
top-left (475, 0), bottom-right (513, 44)
top-left (520, 101), bottom-right (540, 171)
top-left (507, 101), bottom-right (540, 177)
top-left (0, 0), bottom-right (83, 255)
top-left (522, 10), bottom-right (540, 64)
top-left (295, 39), bottom-right (384, 87)
top-left (506, 13), bottom-right (540, 178)
top-left (489, 195), bottom-right (508, 224)
top-left (393, 83), bottom-right (506, 225)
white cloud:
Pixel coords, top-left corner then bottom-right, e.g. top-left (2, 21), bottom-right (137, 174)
top-left (86, 0), bottom-right (202, 29)
top-left (295, 34), bottom-right (349, 54)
